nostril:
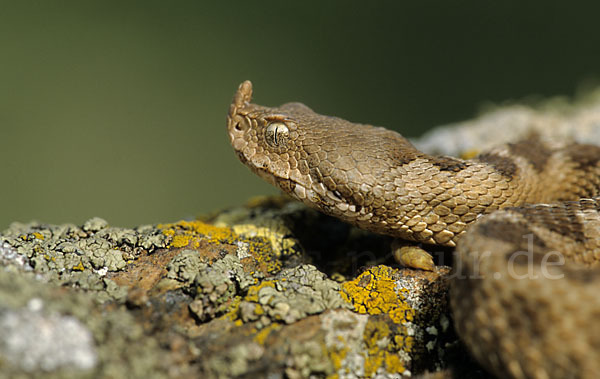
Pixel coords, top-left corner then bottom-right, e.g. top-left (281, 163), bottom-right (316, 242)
top-left (230, 115), bottom-right (247, 132)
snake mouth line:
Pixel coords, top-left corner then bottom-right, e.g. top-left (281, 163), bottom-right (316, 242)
top-left (235, 150), bottom-right (365, 215)
top-left (247, 163), bottom-right (365, 215)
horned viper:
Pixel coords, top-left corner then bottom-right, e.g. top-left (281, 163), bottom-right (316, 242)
top-left (227, 80), bottom-right (600, 378)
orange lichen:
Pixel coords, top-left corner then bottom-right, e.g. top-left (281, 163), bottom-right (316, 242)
top-left (384, 353), bottom-right (405, 375)
top-left (231, 223), bottom-right (298, 259)
top-left (252, 245), bottom-right (282, 274)
top-left (20, 232), bottom-right (45, 241)
top-left (158, 221), bottom-right (283, 273)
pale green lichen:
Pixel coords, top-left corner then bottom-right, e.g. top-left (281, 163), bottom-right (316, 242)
top-left (0, 218), bottom-right (167, 302)
top-left (163, 252), bottom-right (257, 322)
top-left (238, 264), bottom-right (350, 327)
top-left (165, 249), bottom-right (204, 284)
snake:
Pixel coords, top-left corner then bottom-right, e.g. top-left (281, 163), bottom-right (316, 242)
top-left (226, 80), bottom-right (600, 378)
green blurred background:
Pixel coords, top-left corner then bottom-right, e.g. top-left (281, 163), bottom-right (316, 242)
top-left (2, 1), bottom-right (599, 229)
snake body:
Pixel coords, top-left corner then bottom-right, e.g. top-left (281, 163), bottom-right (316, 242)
top-left (227, 80), bottom-right (600, 378)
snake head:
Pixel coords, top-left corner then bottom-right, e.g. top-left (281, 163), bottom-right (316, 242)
top-left (227, 80), bottom-right (317, 191)
top-left (227, 80), bottom-right (422, 230)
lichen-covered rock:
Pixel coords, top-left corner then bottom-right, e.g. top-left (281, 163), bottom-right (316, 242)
top-left (0, 205), bottom-right (465, 378)
top-left (337, 265), bottom-right (455, 377)
top-left (0, 218), bottom-right (167, 302)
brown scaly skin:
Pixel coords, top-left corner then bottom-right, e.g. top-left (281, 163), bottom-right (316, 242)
top-left (227, 80), bottom-right (600, 378)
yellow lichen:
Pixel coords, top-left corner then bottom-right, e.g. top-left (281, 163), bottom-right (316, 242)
top-left (251, 243), bottom-right (282, 274)
top-left (72, 262), bottom-right (85, 271)
top-left (384, 354), bottom-right (405, 374)
top-left (364, 353), bottom-right (384, 377)
top-left (244, 280), bottom-right (276, 303)
top-left (231, 223), bottom-right (297, 258)
top-left (363, 318), bottom-right (407, 377)
top-left (363, 318), bottom-right (390, 376)
top-left (253, 323), bottom-right (281, 345)
top-left (253, 304), bottom-right (264, 315)
top-left (328, 346), bottom-right (348, 372)
top-left (158, 220), bottom-right (284, 273)
top-left (161, 228), bottom-right (175, 237)
top-left (158, 220), bottom-right (238, 248)
top-left (340, 265), bottom-right (416, 376)
top-left (219, 296), bottom-right (242, 323)
top-left (403, 335), bottom-right (414, 350)
top-left (340, 265), bottom-right (415, 324)
top-left (325, 341), bottom-right (350, 379)
top-left (32, 232), bottom-right (44, 240)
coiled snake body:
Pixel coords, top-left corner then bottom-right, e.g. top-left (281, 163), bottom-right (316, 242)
top-left (227, 81), bottom-right (600, 378)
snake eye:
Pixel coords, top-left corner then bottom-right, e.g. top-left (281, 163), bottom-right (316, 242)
top-left (265, 122), bottom-right (289, 147)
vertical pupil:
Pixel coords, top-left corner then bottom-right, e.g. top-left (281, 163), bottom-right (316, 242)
top-left (266, 122), bottom-right (288, 147)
